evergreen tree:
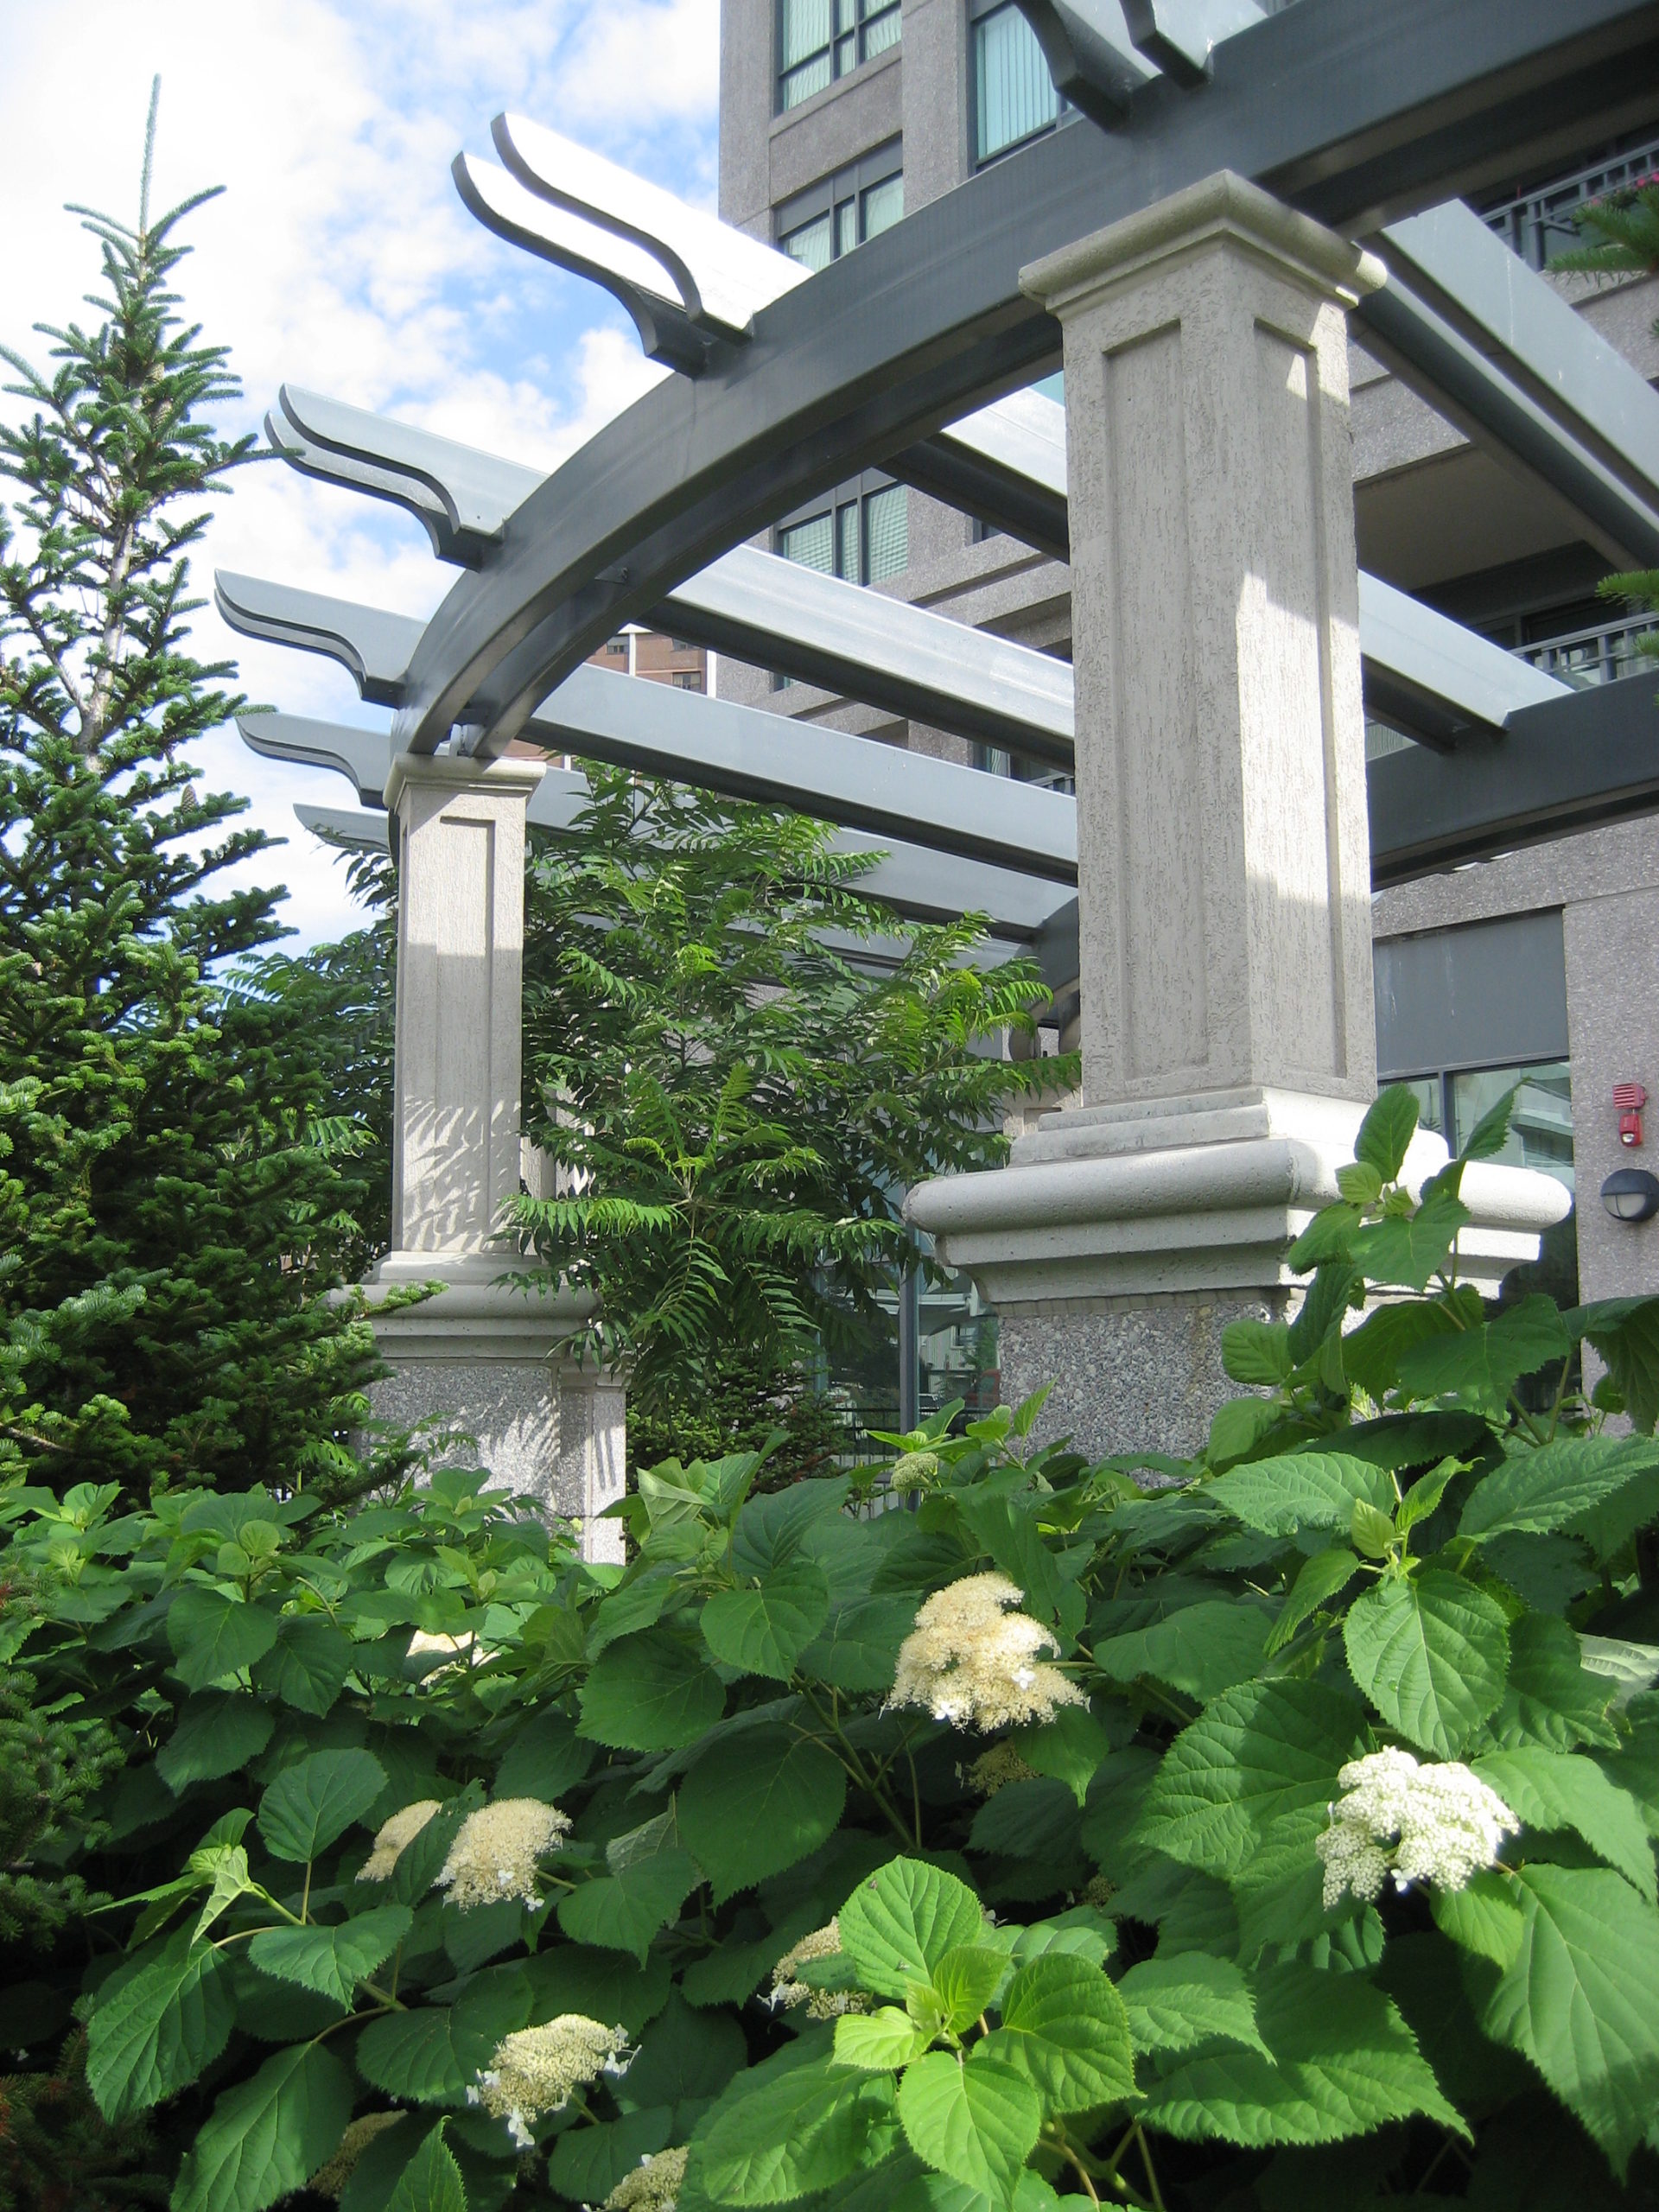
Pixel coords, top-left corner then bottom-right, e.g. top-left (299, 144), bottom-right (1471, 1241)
top-left (0, 94), bottom-right (389, 1503)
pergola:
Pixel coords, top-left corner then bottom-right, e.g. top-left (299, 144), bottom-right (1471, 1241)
top-left (224, 0), bottom-right (1659, 1535)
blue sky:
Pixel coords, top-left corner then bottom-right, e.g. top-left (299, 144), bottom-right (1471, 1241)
top-left (1, 0), bottom-right (720, 945)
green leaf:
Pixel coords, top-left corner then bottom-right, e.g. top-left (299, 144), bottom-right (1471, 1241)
top-left (968, 1777), bottom-right (1081, 1866)
top-left (156, 1694), bottom-right (274, 1792)
top-left (548, 2111), bottom-right (674, 2205)
top-left (1395, 1455), bottom-right (1460, 1535)
top-left (1472, 1748), bottom-right (1656, 1900)
top-left (1141, 1958), bottom-right (1465, 2148)
top-left (1266, 1548), bottom-right (1360, 1655)
top-left (1208, 1452), bottom-right (1394, 1536)
top-left (897, 2053), bottom-right (1041, 2210)
top-left (1135, 1680), bottom-right (1366, 1878)
top-left (622, 1991), bottom-right (747, 2116)
top-left (1334, 1159), bottom-right (1383, 1209)
top-left (1572, 1296), bottom-right (1659, 1433)
top-left (1013, 1705), bottom-right (1115, 1806)
top-left (578, 1629), bottom-right (727, 1751)
top-left (1287, 1205), bottom-right (1361, 1274)
top-left (677, 1726), bottom-right (845, 1904)
top-left (1117, 1955), bottom-right (1268, 2057)
top-left (356, 1971), bottom-right (530, 2107)
top-left (1428, 1866), bottom-right (1524, 1967)
top-left (697, 2053), bottom-right (899, 2204)
top-left (1350, 1190), bottom-right (1471, 1292)
top-left (1348, 1500), bottom-right (1397, 1560)
top-left (524, 1942), bottom-right (672, 2037)
top-left (702, 1557), bottom-right (831, 1681)
top-left (250, 1618), bottom-right (353, 1718)
top-left (1092, 1601), bottom-right (1269, 1701)
top-left (1356, 1086), bottom-right (1420, 1183)
top-left (171, 2041), bottom-right (355, 2212)
top-left (1395, 1294), bottom-right (1569, 1408)
top-left (982, 1953), bottom-right (1135, 2113)
top-left (246, 1905), bottom-right (412, 2005)
top-left (86, 1933), bottom-right (235, 2120)
top-left (834, 2007), bottom-right (932, 2071)
top-left (1481, 1862), bottom-right (1659, 2176)
top-left (1340, 1298), bottom-right (1472, 1401)
top-left (839, 1858), bottom-right (987, 2000)
top-left (257, 1749), bottom-right (387, 1864)
top-left (798, 1596), bottom-right (925, 1694)
top-left (1220, 1319), bottom-right (1292, 1387)
top-left (1207, 1396), bottom-right (1281, 1471)
top-left (493, 1708), bottom-right (598, 1802)
top-left (384, 2124), bottom-right (466, 2212)
top-left (557, 1847), bottom-right (701, 1961)
top-left (1342, 1570), bottom-right (1509, 1756)
top-left (1492, 1612), bottom-right (1621, 1751)
top-left (1460, 1435), bottom-right (1659, 1541)
top-left (166, 1588), bottom-right (279, 1691)
top-left (932, 1945), bottom-right (1010, 2033)
top-left (588, 1570), bottom-right (679, 1656)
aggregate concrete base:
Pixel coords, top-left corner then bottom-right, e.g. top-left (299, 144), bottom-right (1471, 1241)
top-left (997, 1290), bottom-right (1287, 1463)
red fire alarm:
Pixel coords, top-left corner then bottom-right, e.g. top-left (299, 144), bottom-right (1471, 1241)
top-left (1615, 1082), bottom-right (1648, 1147)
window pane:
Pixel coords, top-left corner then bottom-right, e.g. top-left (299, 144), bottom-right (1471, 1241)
top-left (861, 0), bottom-right (901, 60)
top-left (781, 53), bottom-right (832, 106)
top-left (781, 0), bottom-right (832, 67)
top-left (1452, 1062), bottom-right (1575, 1192)
top-left (836, 500), bottom-right (860, 582)
top-left (836, 199), bottom-right (858, 258)
top-left (836, 0), bottom-right (856, 31)
top-left (863, 483), bottom-right (907, 583)
top-left (836, 31), bottom-right (856, 74)
top-left (861, 173), bottom-right (904, 239)
top-left (1394, 1075), bottom-right (1444, 1139)
top-left (975, 3), bottom-right (1059, 164)
top-left (781, 213), bottom-right (833, 271)
top-left (779, 512), bottom-right (835, 573)
top-left (1033, 369), bottom-right (1064, 404)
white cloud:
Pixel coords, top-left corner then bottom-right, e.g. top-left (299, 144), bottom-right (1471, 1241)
top-left (0, 0), bottom-right (715, 947)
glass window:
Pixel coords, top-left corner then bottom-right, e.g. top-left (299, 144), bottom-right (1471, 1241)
top-left (780, 211), bottom-right (833, 272)
top-left (864, 482), bottom-right (908, 583)
top-left (778, 512), bottom-right (834, 574)
top-left (974, 1), bottom-right (1059, 166)
top-left (780, 0), bottom-right (899, 111)
top-left (779, 156), bottom-right (902, 270)
top-left (1452, 1062), bottom-right (1575, 1192)
top-left (861, 172), bottom-right (904, 239)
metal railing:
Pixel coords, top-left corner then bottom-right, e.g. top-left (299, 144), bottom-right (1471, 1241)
top-left (1482, 130), bottom-right (1659, 270)
top-left (1515, 614), bottom-right (1656, 687)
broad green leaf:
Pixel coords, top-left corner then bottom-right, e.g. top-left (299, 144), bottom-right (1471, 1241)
top-left (622, 1991), bottom-right (747, 2115)
top-left (587, 1570), bottom-right (679, 1657)
top-left (797, 1595), bottom-right (919, 1694)
top-left (1135, 1680), bottom-right (1366, 1878)
top-left (1572, 1296), bottom-right (1659, 1434)
top-left (1482, 1863), bottom-right (1659, 2176)
top-left (1141, 1958), bottom-right (1465, 2147)
top-left (557, 1847), bottom-right (701, 1961)
top-left (1287, 1205), bottom-right (1361, 1274)
top-left (166, 1588), bottom-right (279, 1691)
top-left (1116, 1955), bottom-right (1268, 2057)
top-left (1580, 1634), bottom-right (1659, 1707)
top-left (982, 1953), bottom-right (1135, 2114)
top-left (257, 1749), bottom-right (387, 1864)
top-left (1287, 1261), bottom-right (1362, 1363)
top-left (1010, 1908), bottom-right (1116, 1970)
top-left (547, 2110), bottom-right (674, 2205)
top-left (250, 1617), bottom-right (353, 1718)
top-left (1349, 1499), bottom-right (1398, 1560)
top-left (1342, 1571), bottom-right (1508, 1756)
top-left (1013, 1705), bottom-right (1115, 1806)
top-left (86, 1933), bottom-right (235, 2120)
top-left (1473, 1747), bottom-right (1655, 1900)
top-left (932, 1945), bottom-right (1010, 2032)
top-left (897, 2053), bottom-right (1041, 2210)
top-left (1220, 1319), bottom-right (1292, 1387)
top-left (839, 1858), bottom-right (986, 2000)
top-left (1266, 1548), bottom-right (1360, 1655)
top-left (384, 2124), bottom-right (466, 2212)
top-left (1207, 1452), bottom-right (1393, 1536)
top-left (834, 2006), bottom-right (932, 2071)
top-left (702, 1557), bottom-right (831, 1681)
top-left (1349, 1190), bottom-right (1471, 1292)
top-left (1395, 1294), bottom-right (1568, 1408)
top-left (246, 1905), bottom-right (412, 2005)
top-left (1395, 1455), bottom-right (1460, 1535)
top-left (156, 1694), bottom-right (274, 1792)
top-left (968, 1777), bottom-right (1081, 1866)
top-left (578, 1629), bottom-right (727, 1751)
top-left (697, 2054), bottom-right (899, 2204)
top-left (191, 1847), bottom-right (263, 1943)
top-left (1207, 1396), bottom-right (1280, 1471)
top-left (1341, 1298), bottom-right (1474, 1401)
top-left (1428, 1866), bottom-right (1525, 1967)
top-left (1356, 1086), bottom-right (1420, 1183)
top-left (171, 2041), bottom-right (355, 2212)
top-left (524, 1942), bottom-right (672, 2037)
top-left (677, 1726), bottom-right (845, 1904)
top-left (493, 1708), bottom-right (598, 1802)
top-left (1092, 1600), bottom-right (1269, 1701)
top-left (1460, 1434), bottom-right (1659, 1541)
top-left (356, 1970), bottom-right (530, 2107)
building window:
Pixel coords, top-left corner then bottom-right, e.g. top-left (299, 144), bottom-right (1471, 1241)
top-left (1395, 1061), bottom-right (1575, 1194)
top-left (972, 0), bottom-right (1061, 168)
top-left (779, 0), bottom-right (900, 113)
top-left (776, 476), bottom-right (907, 588)
top-left (778, 145), bottom-right (904, 270)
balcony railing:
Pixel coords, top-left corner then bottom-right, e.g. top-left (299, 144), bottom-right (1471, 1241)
top-left (1515, 614), bottom-right (1656, 688)
top-left (1482, 130), bottom-right (1659, 270)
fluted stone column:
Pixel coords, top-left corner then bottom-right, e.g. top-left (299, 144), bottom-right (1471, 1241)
top-left (908, 175), bottom-right (1568, 1457)
top-left (365, 752), bottom-right (624, 1560)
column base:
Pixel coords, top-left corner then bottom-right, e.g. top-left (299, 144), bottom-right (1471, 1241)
top-left (911, 1089), bottom-right (1571, 1459)
top-left (362, 1255), bottom-right (625, 1562)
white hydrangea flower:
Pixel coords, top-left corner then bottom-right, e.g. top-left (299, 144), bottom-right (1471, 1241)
top-left (602, 2145), bottom-right (690, 2211)
top-left (357, 1800), bottom-right (442, 1883)
top-left (965, 1742), bottom-right (1039, 1797)
top-left (767, 1918), bottom-right (874, 2018)
top-left (888, 1573), bottom-right (1087, 1732)
top-left (437, 1797), bottom-right (571, 1909)
top-left (468, 2015), bottom-right (631, 2147)
top-left (1317, 1746), bottom-right (1518, 1910)
top-left (310, 2110), bottom-right (407, 2199)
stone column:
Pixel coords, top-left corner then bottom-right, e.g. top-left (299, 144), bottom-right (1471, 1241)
top-left (365, 752), bottom-right (624, 1555)
top-left (907, 174), bottom-right (1568, 1457)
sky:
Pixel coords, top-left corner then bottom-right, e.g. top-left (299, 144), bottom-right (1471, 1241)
top-left (0, 0), bottom-right (717, 946)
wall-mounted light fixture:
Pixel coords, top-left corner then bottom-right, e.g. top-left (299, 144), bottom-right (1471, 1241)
top-left (1602, 1166), bottom-right (1659, 1224)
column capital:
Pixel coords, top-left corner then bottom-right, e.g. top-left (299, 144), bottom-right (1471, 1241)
top-left (384, 747), bottom-right (545, 817)
top-left (1020, 168), bottom-right (1384, 321)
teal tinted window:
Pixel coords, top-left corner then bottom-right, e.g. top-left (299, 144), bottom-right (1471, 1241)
top-left (780, 212), bottom-right (833, 271)
top-left (975, 3), bottom-right (1059, 164)
top-left (1452, 1062), bottom-right (1575, 1191)
top-left (780, 0), bottom-right (899, 111)
top-left (861, 172), bottom-right (904, 239)
top-left (777, 512), bottom-right (834, 574)
top-left (864, 483), bottom-right (908, 583)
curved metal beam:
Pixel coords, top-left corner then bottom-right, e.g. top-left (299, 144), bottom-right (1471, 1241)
top-left (394, 0), bottom-right (1659, 759)
top-left (215, 575), bottom-right (421, 710)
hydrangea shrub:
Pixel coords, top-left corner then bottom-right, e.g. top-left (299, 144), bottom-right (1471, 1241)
top-left (10, 1088), bottom-right (1659, 2209)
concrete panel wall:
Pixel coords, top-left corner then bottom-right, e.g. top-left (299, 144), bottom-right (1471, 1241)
top-left (1566, 885), bottom-right (1659, 1301)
